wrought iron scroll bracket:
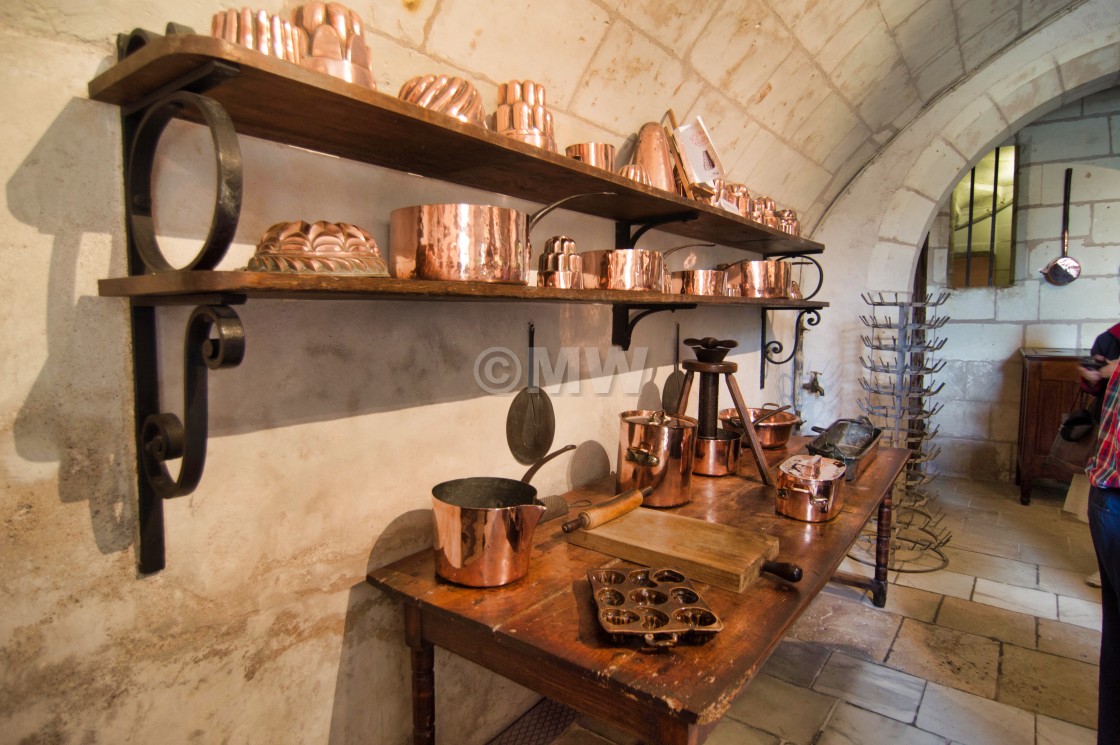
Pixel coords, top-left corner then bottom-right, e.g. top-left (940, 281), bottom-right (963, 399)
top-left (759, 309), bottom-right (821, 388)
top-left (137, 305), bottom-right (245, 573)
top-left (612, 304), bottom-right (696, 350)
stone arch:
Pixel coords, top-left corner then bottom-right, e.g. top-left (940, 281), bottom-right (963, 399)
top-left (785, 1), bottom-right (1119, 423)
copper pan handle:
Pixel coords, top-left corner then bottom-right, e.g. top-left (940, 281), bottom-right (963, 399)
top-left (528, 192), bottom-right (616, 232)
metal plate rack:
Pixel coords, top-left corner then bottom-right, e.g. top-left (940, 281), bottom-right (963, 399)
top-left (849, 292), bottom-right (952, 573)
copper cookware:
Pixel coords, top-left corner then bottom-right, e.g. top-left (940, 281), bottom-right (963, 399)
top-left (693, 429), bottom-right (740, 477)
top-left (247, 220), bottom-right (388, 275)
top-left (617, 164), bottom-right (653, 187)
top-left (723, 259), bottom-right (792, 299)
top-left (671, 270), bottom-right (725, 296)
top-left (581, 249), bottom-right (665, 291)
top-left (292, 2), bottom-right (376, 89)
top-left (494, 80), bottom-right (557, 152)
top-left (565, 143), bottom-right (615, 172)
top-left (391, 193), bottom-right (607, 283)
top-left (398, 74), bottom-right (487, 128)
top-left (633, 122), bottom-right (676, 193)
top-left (537, 235), bottom-right (583, 289)
top-left (775, 455), bottom-right (846, 522)
top-left (617, 410), bottom-right (697, 508)
top-left (719, 406), bottom-right (801, 449)
top-left (212, 8), bottom-right (302, 64)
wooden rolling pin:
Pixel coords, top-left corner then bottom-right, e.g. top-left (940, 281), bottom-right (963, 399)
top-left (561, 487), bottom-right (652, 533)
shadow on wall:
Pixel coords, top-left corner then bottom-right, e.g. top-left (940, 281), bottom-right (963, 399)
top-left (6, 97), bottom-right (136, 556)
top-left (328, 439), bottom-right (611, 744)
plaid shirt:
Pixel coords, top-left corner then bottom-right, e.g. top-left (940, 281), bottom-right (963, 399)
top-left (1089, 369), bottom-right (1120, 488)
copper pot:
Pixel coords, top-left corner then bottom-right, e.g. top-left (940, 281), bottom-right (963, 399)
top-left (775, 455), bottom-right (846, 522)
top-left (581, 249), bottom-right (666, 291)
top-left (723, 259), bottom-right (791, 298)
top-left (720, 406), bottom-right (801, 449)
top-left (617, 410), bottom-right (697, 507)
top-left (391, 193), bottom-right (607, 284)
top-left (671, 269), bottom-right (725, 296)
top-left (693, 430), bottom-right (740, 476)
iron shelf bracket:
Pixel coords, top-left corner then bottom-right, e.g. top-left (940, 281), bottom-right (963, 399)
top-left (138, 305), bottom-right (245, 573)
top-left (615, 212), bottom-right (700, 248)
top-left (116, 30), bottom-right (246, 573)
top-left (612, 304), bottom-right (695, 350)
top-left (760, 309), bottom-right (820, 388)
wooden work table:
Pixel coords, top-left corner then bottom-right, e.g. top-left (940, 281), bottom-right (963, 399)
top-left (368, 439), bottom-right (909, 745)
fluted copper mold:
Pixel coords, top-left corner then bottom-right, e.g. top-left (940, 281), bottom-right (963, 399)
top-left (494, 80), bottom-right (557, 152)
top-left (399, 74), bottom-right (487, 128)
top-left (211, 8), bottom-right (303, 64)
top-left (248, 221), bottom-right (389, 275)
top-left (633, 123), bottom-right (676, 193)
top-left (589, 566), bottom-right (722, 648)
top-left (617, 163), bottom-right (652, 187)
top-left (292, 2), bottom-right (375, 89)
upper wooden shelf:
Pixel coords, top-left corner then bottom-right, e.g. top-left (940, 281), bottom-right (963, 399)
top-left (88, 33), bottom-right (823, 256)
top-left (99, 271), bottom-right (829, 311)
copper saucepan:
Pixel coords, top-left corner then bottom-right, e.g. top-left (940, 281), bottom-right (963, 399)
top-left (391, 193), bottom-right (611, 284)
top-left (431, 445), bottom-right (574, 587)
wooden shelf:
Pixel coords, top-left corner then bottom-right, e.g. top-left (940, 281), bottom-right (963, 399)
top-left (88, 33), bottom-right (822, 256)
top-left (99, 271), bottom-right (829, 310)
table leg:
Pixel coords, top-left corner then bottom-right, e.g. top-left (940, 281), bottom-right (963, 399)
top-left (404, 603), bottom-right (435, 745)
top-left (871, 491), bottom-right (892, 608)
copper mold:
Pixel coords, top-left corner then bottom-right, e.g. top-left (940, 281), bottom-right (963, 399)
top-left (248, 220), bottom-right (388, 275)
top-left (633, 123), bottom-right (676, 192)
top-left (589, 566), bottom-right (722, 648)
top-left (538, 235), bottom-right (583, 288)
top-left (494, 80), bottom-right (557, 152)
top-left (212, 8), bottom-right (303, 64)
top-left (617, 163), bottom-right (653, 187)
top-left (399, 74), bottom-right (487, 128)
top-left (292, 2), bottom-right (376, 89)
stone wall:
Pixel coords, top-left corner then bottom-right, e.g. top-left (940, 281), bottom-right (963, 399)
top-left (926, 87), bottom-right (1120, 481)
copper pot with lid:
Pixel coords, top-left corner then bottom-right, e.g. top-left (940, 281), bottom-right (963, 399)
top-left (775, 454), bottom-right (846, 522)
top-left (617, 410), bottom-right (697, 507)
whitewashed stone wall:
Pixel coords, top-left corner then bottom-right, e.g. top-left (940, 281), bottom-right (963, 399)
top-left (927, 87), bottom-right (1120, 481)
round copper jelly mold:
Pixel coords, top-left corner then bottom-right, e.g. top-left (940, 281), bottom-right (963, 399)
top-left (597, 588), bottom-right (624, 606)
top-left (590, 569), bottom-right (627, 585)
top-left (670, 587), bottom-right (699, 604)
top-left (673, 607), bottom-right (718, 627)
top-left (652, 569), bottom-right (685, 583)
top-left (629, 588), bottom-right (668, 606)
top-left (637, 608), bottom-right (669, 630)
top-left (601, 608), bottom-right (639, 626)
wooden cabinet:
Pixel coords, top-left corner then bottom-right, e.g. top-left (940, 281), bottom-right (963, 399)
top-left (1015, 347), bottom-right (1088, 504)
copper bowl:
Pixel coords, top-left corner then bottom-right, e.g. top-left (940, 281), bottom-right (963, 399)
top-left (719, 407), bottom-right (801, 449)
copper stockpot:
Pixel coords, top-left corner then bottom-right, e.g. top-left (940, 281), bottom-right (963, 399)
top-left (723, 259), bottom-right (792, 299)
top-left (391, 193), bottom-right (606, 283)
top-left (775, 455), bottom-right (846, 522)
top-left (617, 410), bottom-right (697, 507)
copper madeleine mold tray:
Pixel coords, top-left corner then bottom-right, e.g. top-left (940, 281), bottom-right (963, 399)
top-left (588, 566), bottom-right (723, 648)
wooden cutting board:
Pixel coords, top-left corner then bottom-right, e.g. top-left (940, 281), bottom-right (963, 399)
top-left (568, 508), bottom-right (778, 592)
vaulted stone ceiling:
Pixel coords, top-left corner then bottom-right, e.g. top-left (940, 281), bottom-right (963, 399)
top-left (370, 0), bottom-right (1086, 231)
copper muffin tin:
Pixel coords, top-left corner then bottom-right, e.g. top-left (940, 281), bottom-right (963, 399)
top-left (588, 566), bottom-right (722, 648)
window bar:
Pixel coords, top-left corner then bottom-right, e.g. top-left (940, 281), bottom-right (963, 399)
top-left (987, 148), bottom-right (1000, 286)
top-left (964, 167), bottom-right (976, 286)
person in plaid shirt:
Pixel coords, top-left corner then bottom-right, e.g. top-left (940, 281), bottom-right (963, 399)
top-left (1081, 353), bottom-right (1119, 745)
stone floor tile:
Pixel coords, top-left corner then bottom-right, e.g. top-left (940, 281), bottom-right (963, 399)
top-left (835, 556), bottom-right (874, 579)
top-left (724, 673), bottom-right (837, 745)
top-left (895, 567), bottom-right (975, 600)
top-left (759, 639), bottom-right (831, 688)
top-left (915, 682), bottom-right (1035, 745)
top-left (787, 591), bottom-right (901, 663)
top-left (1038, 618), bottom-right (1101, 664)
top-left (1036, 713), bottom-right (1097, 745)
top-left (702, 717), bottom-right (779, 745)
top-left (1019, 542), bottom-right (1096, 573)
top-left (942, 546), bottom-right (1038, 587)
top-left (811, 651), bottom-right (926, 722)
top-left (880, 582), bottom-right (942, 622)
top-left (935, 595), bottom-right (1037, 648)
top-left (942, 529), bottom-right (1021, 561)
top-left (1039, 565), bottom-right (1103, 603)
top-left (817, 702), bottom-right (949, 745)
top-left (997, 645), bottom-right (1098, 730)
top-left (973, 577), bottom-right (1058, 619)
top-left (1057, 596), bottom-right (1102, 632)
top-left (884, 619), bottom-right (1000, 698)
